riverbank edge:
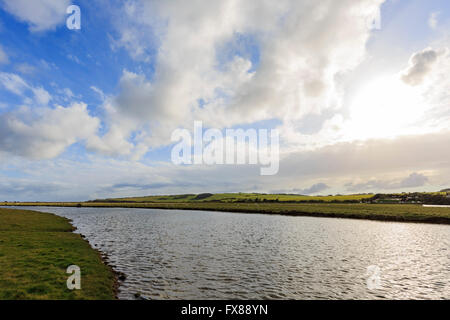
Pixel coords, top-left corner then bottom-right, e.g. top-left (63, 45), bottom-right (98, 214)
top-left (2, 202), bottom-right (450, 225)
top-left (57, 215), bottom-right (121, 299)
top-left (75, 227), bottom-right (121, 300)
top-left (0, 208), bottom-right (119, 300)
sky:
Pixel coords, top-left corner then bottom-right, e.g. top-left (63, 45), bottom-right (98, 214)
top-left (0, 0), bottom-right (449, 201)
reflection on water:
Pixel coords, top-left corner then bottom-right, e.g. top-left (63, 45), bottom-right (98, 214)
top-left (17, 207), bottom-right (450, 299)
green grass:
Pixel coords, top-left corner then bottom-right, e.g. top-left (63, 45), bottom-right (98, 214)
top-left (3, 202), bottom-right (450, 224)
top-left (89, 192), bottom-right (375, 203)
top-left (0, 208), bottom-right (116, 300)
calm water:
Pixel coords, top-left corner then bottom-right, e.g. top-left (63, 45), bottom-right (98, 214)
top-left (15, 207), bottom-right (450, 299)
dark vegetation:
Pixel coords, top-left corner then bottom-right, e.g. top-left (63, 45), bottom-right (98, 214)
top-left (369, 192), bottom-right (450, 205)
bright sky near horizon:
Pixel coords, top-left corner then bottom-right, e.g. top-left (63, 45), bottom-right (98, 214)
top-left (0, 0), bottom-right (449, 201)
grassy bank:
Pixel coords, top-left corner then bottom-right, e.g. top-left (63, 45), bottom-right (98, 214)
top-left (2, 202), bottom-right (450, 224)
top-left (0, 208), bottom-right (116, 300)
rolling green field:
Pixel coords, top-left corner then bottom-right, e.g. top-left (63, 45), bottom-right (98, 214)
top-left (90, 192), bottom-right (375, 203)
top-left (2, 201), bottom-right (450, 224)
top-left (0, 208), bottom-right (116, 300)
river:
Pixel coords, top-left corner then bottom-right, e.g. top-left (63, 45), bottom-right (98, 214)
top-left (16, 207), bottom-right (450, 300)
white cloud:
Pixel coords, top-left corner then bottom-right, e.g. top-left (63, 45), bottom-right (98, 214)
top-left (400, 46), bottom-right (450, 132)
top-left (297, 183), bottom-right (330, 195)
top-left (67, 54), bottom-right (82, 65)
top-left (1, 0), bottom-right (71, 32)
top-left (32, 87), bottom-right (52, 105)
top-left (279, 45), bottom-right (450, 149)
top-left (95, 2), bottom-right (449, 166)
top-left (0, 72), bottom-right (29, 95)
top-left (0, 72), bottom-right (52, 105)
top-left (90, 86), bottom-right (105, 101)
top-left (0, 179), bottom-right (68, 199)
top-left (399, 172), bottom-right (429, 188)
top-left (0, 45), bottom-right (8, 64)
top-left (1, 1), bottom-right (450, 201)
top-left (63, 88), bottom-right (74, 99)
top-left (0, 103), bottom-right (99, 159)
top-left (0, 130), bottom-right (448, 201)
top-left (401, 47), bottom-right (440, 86)
top-left (15, 63), bottom-right (36, 74)
top-left (346, 173), bottom-right (429, 192)
top-left (102, 0), bottom-right (385, 159)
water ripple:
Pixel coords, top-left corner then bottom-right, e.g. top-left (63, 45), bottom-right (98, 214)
top-left (19, 207), bottom-right (450, 300)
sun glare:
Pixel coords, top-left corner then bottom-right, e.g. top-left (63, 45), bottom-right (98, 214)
top-left (347, 76), bottom-right (425, 140)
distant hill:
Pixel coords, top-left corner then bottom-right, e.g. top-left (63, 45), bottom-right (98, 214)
top-left (89, 193), bottom-right (375, 204)
top-left (89, 191), bottom-right (450, 205)
top-left (441, 188), bottom-right (450, 192)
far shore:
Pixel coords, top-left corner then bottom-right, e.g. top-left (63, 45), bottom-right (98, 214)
top-left (2, 202), bottom-right (450, 225)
